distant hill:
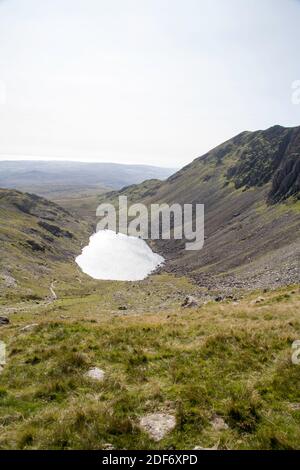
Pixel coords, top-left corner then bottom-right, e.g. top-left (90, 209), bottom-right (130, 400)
top-left (103, 125), bottom-right (300, 291)
top-left (0, 188), bottom-right (91, 300)
top-left (0, 161), bottom-right (175, 197)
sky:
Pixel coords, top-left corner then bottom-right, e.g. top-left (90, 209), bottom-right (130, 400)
top-left (0, 0), bottom-right (300, 168)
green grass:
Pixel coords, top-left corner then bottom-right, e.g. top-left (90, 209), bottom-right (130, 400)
top-left (0, 281), bottom-right (300, 449)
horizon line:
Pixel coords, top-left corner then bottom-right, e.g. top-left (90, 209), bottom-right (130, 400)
top-left (0, 155), bottom-right (178, 169)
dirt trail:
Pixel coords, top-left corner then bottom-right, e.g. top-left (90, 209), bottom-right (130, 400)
top-left (49, 281), bottom-right (57, 301)
top-left (0, 281), bottom-right (58, 316)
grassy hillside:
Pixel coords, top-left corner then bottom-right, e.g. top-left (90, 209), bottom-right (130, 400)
top-left (0, 279), bottom-right (299, 450)
top-left (49, 187), bottom-right (108, 227)
top-left (0, 189), bottom-right (91, 301)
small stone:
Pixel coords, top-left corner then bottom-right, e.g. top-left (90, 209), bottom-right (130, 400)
top-left (289, 403), bottom-right (300, 411)
top-left (85, 367), bottom-right (105, 381)
top-left (139, 413), bottom-right (176, 442)
top-left (193, 445), bottom-right (219, 451)
top-left (182, 296), bottom-right (198, 308)
top-left (0, 316), bottom-right (10, 325)
top-left (1, 274), bottom-right (17, 288)
top-left (118, 306), bottom-right (127, 311)
top-left (251, 296), bottom-right (265, 305)
top-left (211, 415), bottom-right (228, 431)
top-left (102, 443), bottom-right (115, 450)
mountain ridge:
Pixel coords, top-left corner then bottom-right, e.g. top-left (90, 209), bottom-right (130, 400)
top-left (101, 125), bottom-right (300, 291)
top-left (0, 161), bottom-right (175, 194)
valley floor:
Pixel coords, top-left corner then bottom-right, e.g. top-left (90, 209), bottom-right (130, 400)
top-left (0, 275), bottom-right (300, 450)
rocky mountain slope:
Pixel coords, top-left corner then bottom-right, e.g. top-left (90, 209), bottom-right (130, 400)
top-left (103, 125), bottom-right (300, 291)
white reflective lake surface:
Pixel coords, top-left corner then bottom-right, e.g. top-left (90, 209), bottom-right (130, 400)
top-left (75, 230), bottom-right (164, 281)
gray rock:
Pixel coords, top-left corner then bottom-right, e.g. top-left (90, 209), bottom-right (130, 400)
top-left (139, 413), bottom-right (176, 441)
top-left (182, 296), bottom-right (198, 308)
top-left (210, 415), bottom-right (228, 431)
top-left (193, 444), bottom-right (219, 450)
top-left (1, 274), bottom-right (17, 288)
top-left (0, 316), bottom-right (10, 325)
top-left (85, 367), bottom-right (105, 381)
top-left (102, 443), bottom-right (115, 450)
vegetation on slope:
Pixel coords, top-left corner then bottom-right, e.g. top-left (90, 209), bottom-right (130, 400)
top-left (99, 125), bottom-right (300, 290)
top-left (0, 279), bottom-right (299, 450)
top-left (0, 189), bottom-right (91, 300)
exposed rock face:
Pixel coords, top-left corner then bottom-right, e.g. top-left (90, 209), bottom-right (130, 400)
top-left (270, 153), bottom-right (300, 202)
top-left (225, 126), bottom-right (300, 202)
top-left (25, 239), bottom-right (45, 252)
top-left (139, 413), bottom-right (176, 441)
top-left (38, 221), bottom-right (73, 239)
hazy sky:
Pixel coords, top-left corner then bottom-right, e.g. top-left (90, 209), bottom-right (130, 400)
top-left (0, 0), bottom-right (300, 167)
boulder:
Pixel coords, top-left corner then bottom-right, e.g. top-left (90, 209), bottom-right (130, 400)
top-left (85, 367), bottom-right (105, 382)
top-left (182, 296), bottom-right (198, 308)
top-left (210, 415), bottom-right (228, 431)
top-left (0, 316), bottom-right (10, 325)
top-left (139, 413), bottom-right (176, 441)
top-left (102, 443), bottom-right (115, 450)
